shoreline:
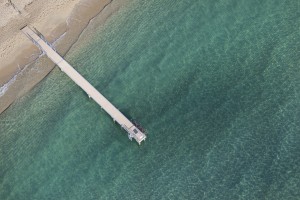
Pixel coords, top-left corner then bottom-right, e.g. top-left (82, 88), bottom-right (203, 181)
top-left (0, 0), bottom-right (117, 114)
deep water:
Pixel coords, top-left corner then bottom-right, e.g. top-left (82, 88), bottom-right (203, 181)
top-left (1, 0), bottom-right (300, 199)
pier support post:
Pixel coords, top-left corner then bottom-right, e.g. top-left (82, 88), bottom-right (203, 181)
top-left (21, 26), bottom-right (147, 145)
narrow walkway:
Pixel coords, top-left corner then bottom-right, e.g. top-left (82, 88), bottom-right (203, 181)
top-left (21, 26), bottom-right (146, 145)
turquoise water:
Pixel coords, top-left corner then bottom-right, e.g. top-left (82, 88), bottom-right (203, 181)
top-left (1, 0), bottom-right (300, 199)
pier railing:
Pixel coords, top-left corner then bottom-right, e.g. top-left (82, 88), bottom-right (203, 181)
top-left (21, 26), bottom-right (147, 145)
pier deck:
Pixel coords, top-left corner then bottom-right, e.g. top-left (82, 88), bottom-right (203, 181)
top-left (21, 26), bottom-right (146, 145)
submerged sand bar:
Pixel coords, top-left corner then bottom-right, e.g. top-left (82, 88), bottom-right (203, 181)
top-left (21, 26), bottom-right (146, 145)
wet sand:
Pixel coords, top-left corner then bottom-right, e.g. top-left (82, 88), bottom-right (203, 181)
top-left (0, 0), bottom-right (115, 114)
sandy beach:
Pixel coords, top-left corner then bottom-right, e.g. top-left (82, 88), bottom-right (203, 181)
top-left (0, 0), bottom-right (114, 114)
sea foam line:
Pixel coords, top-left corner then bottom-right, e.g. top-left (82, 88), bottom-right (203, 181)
top-left (0, 52), bottom-right (46, 97)
top-left (0, 74), bottom-right (17, 97)
top-left (0, 30), bottom-right (67, 98)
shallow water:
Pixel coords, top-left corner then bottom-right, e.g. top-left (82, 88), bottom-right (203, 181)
top-left (1, 0), bottom-right (300, 199)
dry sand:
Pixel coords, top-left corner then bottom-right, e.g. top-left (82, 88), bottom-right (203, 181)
top-left (0, 0), bottom-right (115, 114)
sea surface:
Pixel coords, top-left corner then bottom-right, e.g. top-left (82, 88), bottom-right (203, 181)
top-left (1, 0), bottom-right (300, 199)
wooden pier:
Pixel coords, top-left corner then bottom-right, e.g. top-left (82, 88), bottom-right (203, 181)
top-left (21, 26), bottom-right (146, 145)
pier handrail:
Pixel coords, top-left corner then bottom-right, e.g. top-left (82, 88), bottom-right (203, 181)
top-left (21, 26), bottom-right (146, 145)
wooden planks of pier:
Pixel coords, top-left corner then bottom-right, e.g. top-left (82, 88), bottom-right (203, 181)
top-left (21, 26), bottom-right (146, 145)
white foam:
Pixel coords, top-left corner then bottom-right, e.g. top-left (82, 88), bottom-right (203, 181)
top-left (0, 30), bottom-right (66, 97)
top-left (52, 31), bottom-right (67, 50)
top-left (0, 74), bottom-right (17, 97)
top-left (0, 52), bottom-right (45, 97)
